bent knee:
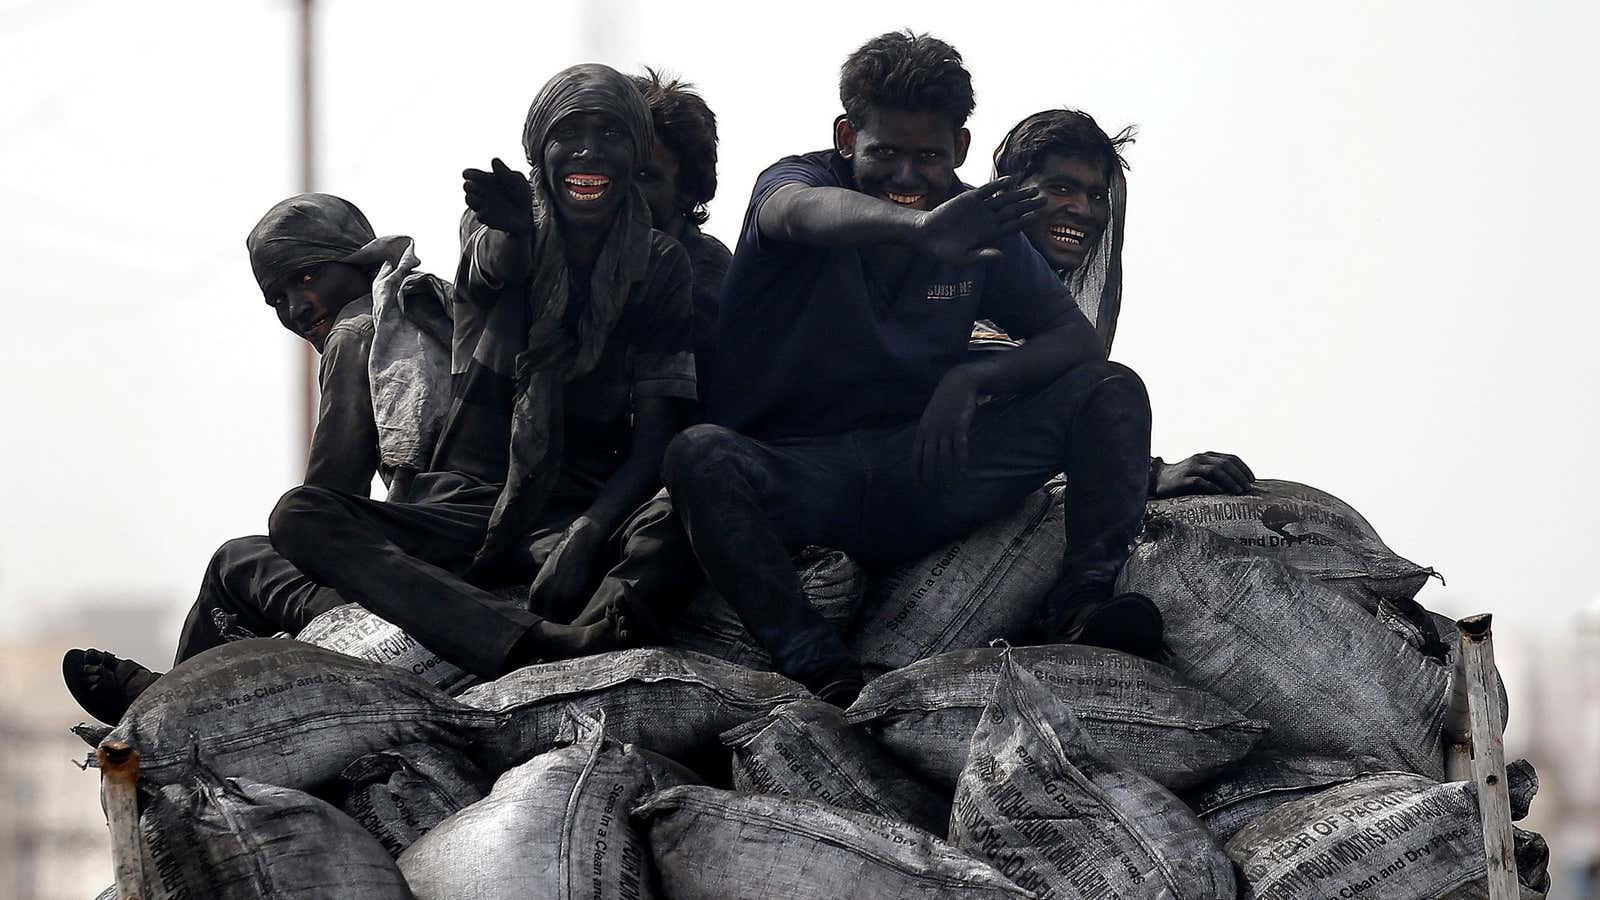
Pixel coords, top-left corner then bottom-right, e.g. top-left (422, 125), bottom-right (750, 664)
top-left (1098, 361), bottom-right (1149, 406)
top-left (662, 423), bottom-right (743, 491)
top-left (267, 485), bottom-right (338, 557)
top-left (208, 535), bottom-right (270, 576)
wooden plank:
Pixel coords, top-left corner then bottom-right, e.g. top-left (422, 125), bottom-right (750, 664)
top-left (97, 741), bottom-right (146, 900)
top-left (1443, 629), bottom-right (1474, 781)
top-left (1457, 614), bottom-right (1519, 900)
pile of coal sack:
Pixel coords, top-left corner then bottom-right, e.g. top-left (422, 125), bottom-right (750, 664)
top-left (80, 480), bottom-right (1551, 899)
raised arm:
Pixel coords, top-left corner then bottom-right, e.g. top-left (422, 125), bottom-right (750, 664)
top-left (758, 176), bottom-right (1044, 264)
top-left (458, 158), bottom-right (535, 297)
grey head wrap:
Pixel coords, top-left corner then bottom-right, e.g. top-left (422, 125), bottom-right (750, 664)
top-left (245, 193), bottom-right (377, 299)
top-left (469, 63), bottom-right (656, 572)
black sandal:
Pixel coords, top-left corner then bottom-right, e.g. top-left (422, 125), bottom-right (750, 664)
top-left (62, 648), bottom-right (160, 726)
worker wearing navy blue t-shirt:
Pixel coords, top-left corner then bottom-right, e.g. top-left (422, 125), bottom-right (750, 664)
top-left (663, 32), bottom-right (1164, 706)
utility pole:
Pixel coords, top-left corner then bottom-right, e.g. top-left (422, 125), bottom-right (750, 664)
top-left (296, 0), bottom-right (317, 463)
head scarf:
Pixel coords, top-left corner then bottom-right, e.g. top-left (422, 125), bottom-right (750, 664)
top-left (245, 193), bottom-right (377, 299)
top-left (468, 63), bottom-right (655, 572)
top-left (992, 116), bottom-right (1128, 354)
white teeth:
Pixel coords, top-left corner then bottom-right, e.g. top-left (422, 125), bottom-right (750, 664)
top-left (565, 175), bottom-right (609, 186)
top-left (566, 187), bottom-right (606, 202)
top-left (886, 192), bottom-right (923, 205)
top-left (1049, 225), bottom-right (1087, 239)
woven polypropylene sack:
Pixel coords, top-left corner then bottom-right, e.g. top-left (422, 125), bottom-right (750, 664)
top-left (337, 743), bottom-right (488, 857)
top-left (722, 699), bottom-right (952, 836)
top-left (102, 639), bottom-right (495, 791)
top-left (634, 785), bottom-right (1032, 900)
top-left (951, 652), bottom-right (1235, 900)
top-left (1117, 520), bottom-right (1450, 780)
top-left (1192, 754), bottom-right (1541, 845)
top-left (398, 708), bottom-right (668, 900)
top-left (1146, 479), bottom-right (1435, 606)
top-left (457, 648), bottom-right (810, 775)
top-left (135, 764), bottom-right (414, 899)
top-left (662, 547), bottom-right (863, 669)
top-left (1185, 752), bottom-right (1385, 842)
top-left (1227, 773), bottom-right (1550, 899)
top-left (298, 604), bottom-right (477, 695)
top-left (846, 643), bottom-right (1266, 791)
top-left (850, 479), bottom-right (1065, 675)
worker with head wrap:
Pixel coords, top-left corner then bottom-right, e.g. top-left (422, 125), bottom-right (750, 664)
top-left (63, 193), bottom-right (455, 724)
top-left (269, 63), bottom-right (697, 677)
top-left (990, 109), bottom-right (1256, 500)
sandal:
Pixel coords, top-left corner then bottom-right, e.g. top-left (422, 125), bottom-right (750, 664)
top-left (62, 649), bottom-right (160, 726)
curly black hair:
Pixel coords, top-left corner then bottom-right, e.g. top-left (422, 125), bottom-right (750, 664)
top-left (838, 30), bottom-right (975, 130)
top-left (992, 108), bottom-right (1136, 183)
top-left (631, 68), bottom-right (719, 227)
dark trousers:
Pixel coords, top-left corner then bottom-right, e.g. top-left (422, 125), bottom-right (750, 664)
top-left (173, 535), bottom-right (344, 664)
top-left (661, 361), bottom-right (1152, 686)
top-left (268, 473), bottom-right (589, 679)
top-left (578, 491), bottom-right (702, 633)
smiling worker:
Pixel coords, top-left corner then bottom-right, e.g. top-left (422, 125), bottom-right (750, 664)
top-left (993, 108), bottom-right (1255, 499)
top-left (268, 64), bottom-right (696, 678)
top-left (657, 31), bottom-right (1166, 706)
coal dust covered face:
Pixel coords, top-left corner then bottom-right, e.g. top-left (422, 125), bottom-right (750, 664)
top-left (834, 108), bottom-right (970, 213)
top-left (542, 109), bottom-right (637, 231)
top-left (268, 261), bottom-right (368, 352)
top-left (637, 141), bottom-right (682, 235)
top-left (1020, 151), bottom-right (1110, 274)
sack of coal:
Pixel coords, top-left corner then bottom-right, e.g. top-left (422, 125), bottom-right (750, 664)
top-left (297, 603), bottom-right (477, 695)
top-left (1226, 772), bottom-right (1550, 899)
top-left (951, 651), bottom-right (1236, 900)
top-left (397, 707), bottom-right (669, 900)
top-left (458, 647), bottom-right (810, 775)
top-left (846, 643), bottom-right (1267, 791)
top-left (850, 478), bottom-right (1065, 675)
top-left (337, 743), bottom-right (488, 858)
top-left (1147, 478), bottom-right (1436, 606)
top-left (662, 546), bottom-right (863, 669)
top-left (722, 698), bottom-right (952, 836)
top-left (1118, 520), bottom-right (1450, 779)
top-left (103, 639), bottom-right (496, 791)
top-left (134, 760), bottom-right (414, 899)
top-left (1185, 752), bottom-right (1389, 842)
top-left (634, 785), bottom-right (1032, 899)
top-left (1193, 753), bottom-right (1542, 846)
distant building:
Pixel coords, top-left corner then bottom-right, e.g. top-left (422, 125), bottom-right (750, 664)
top-left (0, 601), bottom-right (169, 899)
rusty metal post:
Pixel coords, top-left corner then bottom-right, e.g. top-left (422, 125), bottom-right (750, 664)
top-left (97, 741), bottom-right (146, 900)
top-left (1457, 614), bottom-right (1519, 900)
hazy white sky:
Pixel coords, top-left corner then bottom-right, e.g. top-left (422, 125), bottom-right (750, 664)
top-left (3, 0), bottom-right (1596, 649)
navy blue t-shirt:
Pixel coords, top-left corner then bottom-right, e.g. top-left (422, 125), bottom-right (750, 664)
top-left (707, 149), bottom-right (1085, 439)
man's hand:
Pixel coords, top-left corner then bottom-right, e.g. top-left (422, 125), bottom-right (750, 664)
top-left (463, 157), bottom-right (534, 235)
top-left (526, 517), bottom-right (605, 620)
top-left (914, 368), bottom-right (982, 485)
top-left (914, 176), bottom-right (1044, 265)
top-left (1152, 452), bottom-right (1257, 498)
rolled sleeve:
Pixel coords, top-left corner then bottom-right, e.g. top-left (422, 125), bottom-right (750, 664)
top-left (742, 153), bottom-right (840, 253)
top-left (306, 320), bottom-right (380, 495)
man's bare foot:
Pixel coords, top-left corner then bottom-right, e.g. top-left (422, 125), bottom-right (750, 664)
top-left (504, 607), bottom-right (632, 671)
top-left (62, 649), bottom-right (162, 725)
top-left (571, 582), bottom-right (668, 642)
